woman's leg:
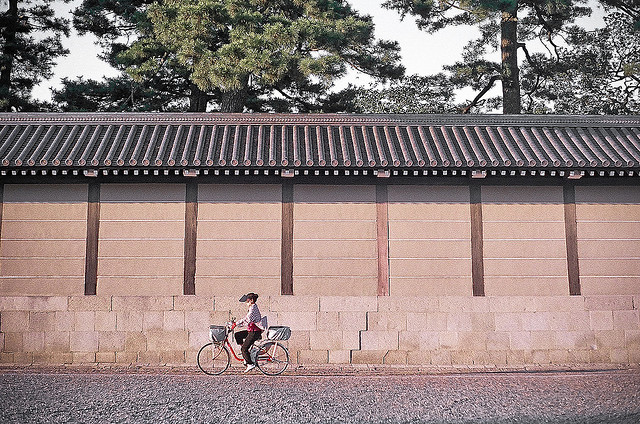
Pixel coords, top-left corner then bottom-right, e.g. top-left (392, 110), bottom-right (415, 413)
top-left (235, 330), bottom-right (248, 345)
top-left (241, 331), bottom-right (262, 364)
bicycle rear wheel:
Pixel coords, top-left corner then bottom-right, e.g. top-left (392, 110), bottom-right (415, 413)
top-left (255, 341), bottom-right (289, 376)
top-left (197, 342), bottom-right (230, 375)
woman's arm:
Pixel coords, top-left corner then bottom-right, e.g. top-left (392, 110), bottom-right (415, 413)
top-left (237, 304), bottom-right (261, 326)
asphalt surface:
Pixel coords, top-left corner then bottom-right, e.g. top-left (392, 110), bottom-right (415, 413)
top-left (1, 369), bottom-right (639, 423)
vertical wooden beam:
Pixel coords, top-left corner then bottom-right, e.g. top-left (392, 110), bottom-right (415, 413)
top-left (281, 182), bottom-right (294, 295)
top-left (564, 184), bottom-right (581, 296)
top-left (84, 183), bottom-right (100, 295)
top-left (184, 182), bottom-right (198, 295)
top-left (0, 184), bottom-right (4, 241)
top-left (470, 184), bottom-right (485, 296)
top-left (376, 184), bottom-right (390, 296)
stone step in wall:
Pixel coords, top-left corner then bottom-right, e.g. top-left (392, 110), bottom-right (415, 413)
top-left (1, 295), bottom-right (638, 366)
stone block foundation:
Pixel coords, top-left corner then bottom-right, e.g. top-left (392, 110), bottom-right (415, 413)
top-left (1, 295), bottom-right (638, 367)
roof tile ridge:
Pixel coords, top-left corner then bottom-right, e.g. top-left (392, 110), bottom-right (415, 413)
top-left (1, 112), bottom-right (639, 127)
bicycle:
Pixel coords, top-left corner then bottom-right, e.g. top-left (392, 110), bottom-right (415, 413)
top-left (197, 321), bottom-right (291, 376)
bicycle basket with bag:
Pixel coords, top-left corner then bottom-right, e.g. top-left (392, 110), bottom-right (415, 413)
top-left (266, 326), bottom-right (291, 341)
top-left (209, 325), bottom-right (226, 342)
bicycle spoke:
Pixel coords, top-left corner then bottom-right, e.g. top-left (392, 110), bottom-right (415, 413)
top-left (255, 342), bottom-right (289, 376)
top-left (197, 342), bottom-right (230, 375)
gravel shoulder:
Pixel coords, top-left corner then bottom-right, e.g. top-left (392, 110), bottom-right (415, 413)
top-left (1, 367), bottom-right (639, 423)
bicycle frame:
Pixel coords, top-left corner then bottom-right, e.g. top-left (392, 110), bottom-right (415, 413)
top-left (218, 329), bottom-right (245, 363)
top-left (217, 325), bottom-right (273, 362)
top-left (198, 323), bottom-right (290, 375)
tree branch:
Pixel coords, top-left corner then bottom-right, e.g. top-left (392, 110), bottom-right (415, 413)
top-left (441, 1), bottom-right (473, 14)
top-left (275, 87), bottom-right (315, 111)
top-left (600, 0), bottom-right (640, 22)
top-left (532, 2), bottom-right (562, 59)
top-left (519, 43), bottom-right (537, 69)
top-left (461, 74), bottom-right (501, 113)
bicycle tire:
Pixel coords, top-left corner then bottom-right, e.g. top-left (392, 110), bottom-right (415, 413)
top-left (255, 341), bottom-right (289, 376)
top-left (197, 342), bottom-right (230, 375)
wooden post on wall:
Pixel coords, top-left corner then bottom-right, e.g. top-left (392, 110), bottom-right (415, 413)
top-left (563, 184), bottom-right (581, 296)
top-left (85, 183), bottom-right (100, 295)
top-left (281, 182), bottom-right (294, 295)
top-left (0, 184), bottom-right (4, 243)
top-left (470, 184), bottom-right (485, 296)
top-left (376, 184), bottom-right (390, 296)
top-left (184, 182), bottom-right (198, 295)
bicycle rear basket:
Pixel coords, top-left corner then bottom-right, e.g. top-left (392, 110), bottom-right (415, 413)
top-left (209, 325), bottom-right (226, 342)
top-left (266, 326), bottom-right (291, 341)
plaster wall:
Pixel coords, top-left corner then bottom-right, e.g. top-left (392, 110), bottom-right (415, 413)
top-left (0, 182), bottom-right (639, 367)
top-left (196, 184), bottom-right (281, 296)
top-left (293, 185), bottom-right (378, 296)
top-left (0, 184), bottom-right (87, 296)
top-left (576, 186), bottom-right (640, 295)
top-left (388, 185), bottom-right (472, 296)
top-left (483, 186), bottom-right (569, 296)
top-left (97, 184), bottom-right (185, 296)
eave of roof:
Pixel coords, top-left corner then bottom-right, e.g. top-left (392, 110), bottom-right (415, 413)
top-left (1, 113), bottom-right (639, 179)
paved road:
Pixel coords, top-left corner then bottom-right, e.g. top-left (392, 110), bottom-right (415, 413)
top-left (1, 369), bottom-right (639, 423)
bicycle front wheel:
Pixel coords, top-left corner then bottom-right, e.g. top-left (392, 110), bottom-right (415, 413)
top-left (255, 341), bottom-right (289, 376)
top-left (197, 342), bottom-right (230, 375)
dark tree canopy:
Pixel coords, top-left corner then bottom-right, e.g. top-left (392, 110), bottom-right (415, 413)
top-left (521, 12), bottom-right (640, 114)
top-left (0, 0), bottom-right (71, 111)
top-left (382, 0), bottom-right (594, 114)
top-left (58, 0), bottom-right (404, 113)
top-left (52, 0), bottom-right (197, 112)
top-left (35, 1), bottom-right (640, 115)
top-left (353, 74), bottom-right (459, 113)
top-left (599, 0), bottom-right (640, 28)
top-left (52, 75), bottom-right (186, 112)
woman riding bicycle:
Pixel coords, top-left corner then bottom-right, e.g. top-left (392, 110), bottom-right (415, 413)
top-left (232, 292), bottom-right (263, 373)
top-left (196, 293), bottom-right (289, 376)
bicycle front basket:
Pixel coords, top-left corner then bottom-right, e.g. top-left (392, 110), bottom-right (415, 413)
top-left (209, 325), bottom-right (226, 342)
top-left (267, 326), bottom-right (291, 341)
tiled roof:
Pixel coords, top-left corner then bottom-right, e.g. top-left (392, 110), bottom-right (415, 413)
top-left (1, 113), bottom-right (639, 175)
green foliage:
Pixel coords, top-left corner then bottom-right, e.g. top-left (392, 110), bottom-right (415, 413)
top-left (363, 5), bottom-right (639, 115)
top-left (353, 74), bottom-right (459, 113)
top-left (73, 0), bottom-right (154, 40)
top-left (64, 0), bottom-right (403, 112)
top-left (62, 0), bottom-right (639, 114)
top-left (521, 12), bottom-right (640, 114)
top-left (65, 0), bottom-right (196, 111)
top-left (382, 0), bottom-right (594, 113)
top-left (139, 0), bottom-right (404, 111)
top-left (51, 76), bottom-right (189, 112)
top-left (0, 0), bottom-right (71, 111)
top-left (598, 0), bottom-right (640, 29)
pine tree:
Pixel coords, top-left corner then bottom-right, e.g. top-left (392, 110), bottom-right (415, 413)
top-left (54, 0), bottom-right (197, 111)
top-left (521, 12), bottom-right (639, 114)
top-left (139, 0), bottom-right (404, 112)
top-left (599, 0), bottom-right (640, 29)
top-left (353, 74), bottom-right (458, 113)
top-left (0, 0), bottom-right (71, 111)
top-left (58, 0), bottom-right (403, 113)
top-left (382, 0), bottom-right (593, 114)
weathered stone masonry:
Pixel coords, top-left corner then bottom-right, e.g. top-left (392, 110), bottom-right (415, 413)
top-left (1, 295), bottom-right (638, 366)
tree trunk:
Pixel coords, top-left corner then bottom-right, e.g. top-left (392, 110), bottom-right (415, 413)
top-left (188, 84), bottom-right (209, 112)
top-left (0, 0), bottom-right (19, 111)
top-left (500, 3), bottom-right (521, 114)
top-left (220, 87), bottom-right (248, 113)
top-left (220, 76), bottom-right (249, 113)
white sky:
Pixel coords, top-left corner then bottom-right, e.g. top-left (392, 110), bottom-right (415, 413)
top-left (32, 0), bottom-right (605, 103)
